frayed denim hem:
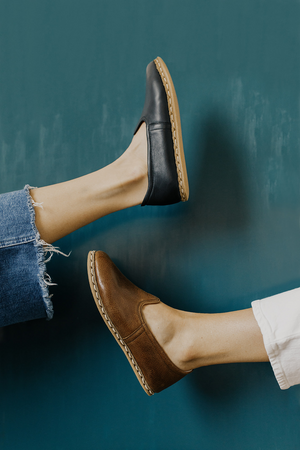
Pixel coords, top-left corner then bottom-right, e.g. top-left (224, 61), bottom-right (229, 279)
top-left (25, 185), bottom-right (54, 320)
top-left (25, 185), bottom-right (69, 321)
top-left (0, 185), bottom-right (69, 326)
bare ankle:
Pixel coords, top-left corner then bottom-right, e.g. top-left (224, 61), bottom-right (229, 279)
top-left (110, 124), bottom-right (147, 205)
top-left (119, 123), bottom-right (147, 181)
top-left (143, 303), bottom-right (197, 371)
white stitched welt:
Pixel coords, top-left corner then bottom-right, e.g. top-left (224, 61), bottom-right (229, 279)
top-left (89, 252), bottom-right (154, 396)
top-left (154, 58), bottom-right (186, 202)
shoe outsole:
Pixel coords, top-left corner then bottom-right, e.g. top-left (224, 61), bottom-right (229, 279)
top-left (87, 250), bottom-right (154, 396)
top-left (154, 57), bottom-right (189, 202)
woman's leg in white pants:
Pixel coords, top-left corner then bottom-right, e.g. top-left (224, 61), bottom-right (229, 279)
top-left (142, 305), bottom-right (269, 371)
top-left (252, 288), bottom-right (300, 389)
top-left (142, 287), bottom-right (300, 389)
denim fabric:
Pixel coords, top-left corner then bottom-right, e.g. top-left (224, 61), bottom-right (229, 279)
top-left (0, 186), bottom-right (53, 327)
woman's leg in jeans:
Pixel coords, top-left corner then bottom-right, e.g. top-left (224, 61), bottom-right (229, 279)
top-left (31, 123), bottom-right (148, 243)
top-left (143, 304), bottom-right (269, 371)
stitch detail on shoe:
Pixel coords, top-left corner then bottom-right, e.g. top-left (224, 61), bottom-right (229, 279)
top-left (89, 251), bottom-right (154, 396)
top-left (154, 58), bottom-right (186, 202)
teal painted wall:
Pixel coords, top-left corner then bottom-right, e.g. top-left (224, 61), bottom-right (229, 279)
top-left (1, 1), bottom-right (300, 449)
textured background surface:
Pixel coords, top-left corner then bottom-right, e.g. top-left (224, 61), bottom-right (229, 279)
top-left (1, 1), bottom-right (300, 449)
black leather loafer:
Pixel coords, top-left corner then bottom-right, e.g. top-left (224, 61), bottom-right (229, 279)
top-left (134, 57), bottom-right (189, 206)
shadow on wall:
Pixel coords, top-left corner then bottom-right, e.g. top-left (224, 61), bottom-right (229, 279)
top-left (119, 107), bottom-right (254, 312)
top-left (188, 108), bottom-right (251, 233)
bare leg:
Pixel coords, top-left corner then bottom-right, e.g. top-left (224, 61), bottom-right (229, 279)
top-left (143, 303), bottom-right (268, 371)
top-left (31, 123), bottom-right (148, 243)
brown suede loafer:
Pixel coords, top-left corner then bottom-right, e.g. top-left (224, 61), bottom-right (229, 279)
top-left (87, 250), bottom-right (191, 396)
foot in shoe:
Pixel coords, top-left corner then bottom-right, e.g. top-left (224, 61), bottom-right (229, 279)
top-left (87, 250), bottom-right (192, 395)
top-left (134, 57), bottom-right (189, 206)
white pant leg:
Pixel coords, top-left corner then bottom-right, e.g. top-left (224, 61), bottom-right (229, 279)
top-left (252, 287), bottom-right (300, 389)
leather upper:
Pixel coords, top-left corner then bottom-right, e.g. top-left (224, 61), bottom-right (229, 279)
top-left (94, 251), bottom-right (159, 338)
top-left (135, 61), bottom-right (181, 206)
top-left (93, 251), bottom-right (190, 393)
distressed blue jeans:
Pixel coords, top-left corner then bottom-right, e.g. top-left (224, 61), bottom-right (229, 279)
top-left (0, 185), bottom-right (53, 327)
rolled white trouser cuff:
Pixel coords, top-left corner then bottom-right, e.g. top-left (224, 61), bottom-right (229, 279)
top-left (252, 287), bottom-right (300, 390)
